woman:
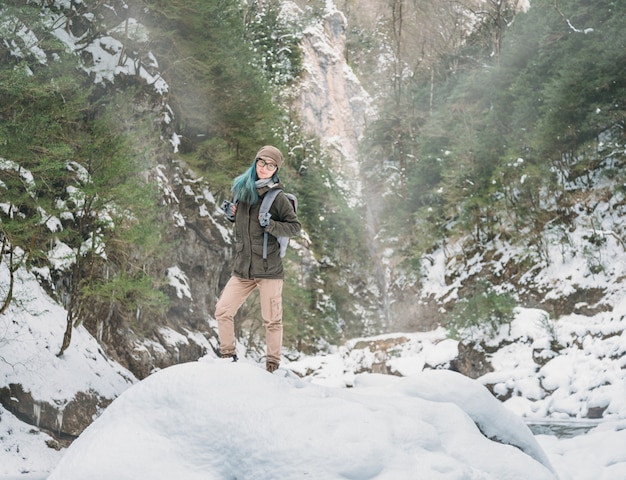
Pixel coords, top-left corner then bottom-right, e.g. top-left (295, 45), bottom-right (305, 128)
top-left (215, 145), bottom-right (301, 373)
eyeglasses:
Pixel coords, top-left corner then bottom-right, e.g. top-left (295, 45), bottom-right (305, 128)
top-left (256, 158), bottom-right (278, 171)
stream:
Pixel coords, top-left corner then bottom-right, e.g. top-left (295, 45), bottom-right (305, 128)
top-left (527, 419), bottom-right (600, 438)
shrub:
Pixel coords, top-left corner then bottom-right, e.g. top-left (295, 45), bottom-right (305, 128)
top-left (446, 282), bottom-right (517, 342)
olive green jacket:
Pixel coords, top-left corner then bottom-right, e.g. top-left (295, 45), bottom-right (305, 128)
top-left (232, 184), bottom-right (301, 279)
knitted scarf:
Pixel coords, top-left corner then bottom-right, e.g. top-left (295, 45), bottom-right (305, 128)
top-left (255, 178), bottom-right (275, 190)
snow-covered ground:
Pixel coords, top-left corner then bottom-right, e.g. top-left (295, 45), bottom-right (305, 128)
top-left (289, 306), bottom-right (626, 424)
top-left (2, 367), bottom-right (626, 480)
top-left (2, 358), bottom-right (625, 480)
top-left (1, 264), bottom-right (625, 479)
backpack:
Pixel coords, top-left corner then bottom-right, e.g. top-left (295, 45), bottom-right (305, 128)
top-left (259, 188), bottom-right (298, 259)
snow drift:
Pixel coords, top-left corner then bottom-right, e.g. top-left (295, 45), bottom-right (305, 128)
top-left (48, 360), bottom-right (556, 480)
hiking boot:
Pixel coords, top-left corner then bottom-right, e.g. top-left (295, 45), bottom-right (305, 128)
top-left (221, 353), bottom-right (238, 362)
top-left (266, 360), bottom-right (279, 373)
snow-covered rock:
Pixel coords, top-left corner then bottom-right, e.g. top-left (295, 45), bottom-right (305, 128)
top-left (48, 360), bottom-right (557, 480)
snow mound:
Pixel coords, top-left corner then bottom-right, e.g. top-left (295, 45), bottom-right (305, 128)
top-left (49, 360), bottom-right (556, 480)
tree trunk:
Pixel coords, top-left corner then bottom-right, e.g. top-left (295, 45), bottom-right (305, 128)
top-left (0, 244), bottom-right (15, 315)
top-left (57, 311), bottom-right (74, 357)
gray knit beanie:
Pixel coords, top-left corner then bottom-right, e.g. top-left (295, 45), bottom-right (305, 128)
top-left (256, 145), bottom-right (284, 170)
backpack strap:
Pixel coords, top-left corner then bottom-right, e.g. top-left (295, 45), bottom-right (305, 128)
top-left (260, 188), bottom-right (282, 261)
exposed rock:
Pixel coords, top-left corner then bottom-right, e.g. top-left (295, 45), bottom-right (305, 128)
top-left (587, 404), bottom-right (608, 419)
top-left (0, 384), bottom-right (111, 444)
top-left (352, 335), bottom-right (410, 351)
top-left (532, 347), bottom-right (559, 367)
top-left (293, 1), bottom-right (374, 193)
top-left (548, 287), bottom-right (609, 318)
top-left (352, 336), bottom-right (411, 375)
top-left (450, 342), bottom-right (494, 379)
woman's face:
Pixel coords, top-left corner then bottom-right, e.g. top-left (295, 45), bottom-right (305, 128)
top-left (256, 158), bottom-right (278, 179)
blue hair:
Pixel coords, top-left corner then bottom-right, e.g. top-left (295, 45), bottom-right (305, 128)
top-left (231, 158), bottom-right (280, 205)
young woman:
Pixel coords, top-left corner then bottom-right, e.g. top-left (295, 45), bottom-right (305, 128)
top-left (215, 145), bottom-right (301, 372)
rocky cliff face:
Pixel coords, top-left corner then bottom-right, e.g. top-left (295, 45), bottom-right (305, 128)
top-left (289, 1), bottom-right (375, 197)
top-left (104, 154), bottom-right (231, 378)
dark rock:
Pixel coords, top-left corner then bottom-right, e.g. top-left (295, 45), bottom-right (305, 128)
top-left (587, 404), bottom-right (608, 419)
top-left (0, 383), bottom-right (112, 443)
top-left (450, 342), bottom-right (493, 379)
top-left (532, 347), bottom-right (558, 366)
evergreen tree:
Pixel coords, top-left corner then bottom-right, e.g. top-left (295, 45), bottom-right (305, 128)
top-left (0, 14), bottom-right (169, 354)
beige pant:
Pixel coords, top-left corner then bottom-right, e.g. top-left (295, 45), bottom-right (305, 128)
top-left (215, 276), bottom-right (284, 364)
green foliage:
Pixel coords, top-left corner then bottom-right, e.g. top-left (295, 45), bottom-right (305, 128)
top-left (495, 0), bottom-right (626, 160)
top-left (281, 270), bottom-right (316, 352)
top-left (0, 0), bottom-right (381, 358)
top-left (0, 14), bottom-right (169, 342)
top-left (243, 0), bottom-right (303, 86)
top-left (0, 61), bottom-right (86, 263)
top-left (278, 136), bottom-right (375, 345)
top-left (81, 271), bottom-right (169, 326)
top-left (144, 0), bottom-right (284, 165)
top-left (290, 148), bottom-right (368, 264)
top-left (57, 98), bottom-right (171, 333)
top-left (364, 0), bottom-right (626, 269)
top-left (446, 282), bottom-right (517, 343)
top-left (282, 259), bottom-right (342, 353)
